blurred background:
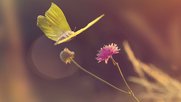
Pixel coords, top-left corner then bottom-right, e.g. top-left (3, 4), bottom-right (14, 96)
top-left (0, 0), bottom-right (181, 102)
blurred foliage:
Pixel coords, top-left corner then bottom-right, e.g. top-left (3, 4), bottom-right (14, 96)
top-left (123, 41), bottom-right (181, 102)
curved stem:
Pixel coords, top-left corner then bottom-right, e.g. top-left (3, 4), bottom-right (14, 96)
top-left (71, 59), bottom-right (130, 95)
top-left (110, 57), bottom-right (140, 102)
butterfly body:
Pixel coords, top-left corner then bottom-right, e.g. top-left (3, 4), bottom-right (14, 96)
top-left (55, 31), bottom-right (75, 45)
top-left (37, 2), bottom-right (104, 45)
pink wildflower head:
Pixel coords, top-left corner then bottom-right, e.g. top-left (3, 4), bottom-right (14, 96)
top-left (96, 43), bottom-right (120, 64)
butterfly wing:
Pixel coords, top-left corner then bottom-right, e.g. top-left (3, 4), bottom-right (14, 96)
top-left (75, 14), bottom-right (104, 35)
top-left (54, 14), bottom-right (104, 45)
top-left (37, 2), bottom-right (71, 41)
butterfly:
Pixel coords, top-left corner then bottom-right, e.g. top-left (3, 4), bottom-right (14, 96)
top-left (37, 2), bottom-right (104, 45)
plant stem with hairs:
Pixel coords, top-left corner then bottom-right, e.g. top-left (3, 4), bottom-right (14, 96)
top-left (71, 59), bottom-right (130, 94)
top-left (110, 57), bottom-right (140, 102)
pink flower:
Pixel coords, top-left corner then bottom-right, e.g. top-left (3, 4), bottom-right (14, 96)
top-left (96, 43), bottom-right (120, 64)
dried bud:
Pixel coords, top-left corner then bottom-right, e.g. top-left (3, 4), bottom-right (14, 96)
top-left (60, 48), bottom-right (75, 64)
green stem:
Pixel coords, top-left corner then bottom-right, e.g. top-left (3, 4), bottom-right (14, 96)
top-left (71, 59), bottom-right (129, 95)
top-left (110, 57), bottom-right (140, 102)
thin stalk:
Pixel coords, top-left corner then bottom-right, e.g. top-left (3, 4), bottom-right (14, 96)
top-left (71, 59), bottom-right (129, 95)
top-left (110, 57), bottom-right (140, 102)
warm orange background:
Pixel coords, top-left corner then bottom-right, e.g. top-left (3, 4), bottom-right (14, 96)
top-left (0, 0), bottom-right (181, 102)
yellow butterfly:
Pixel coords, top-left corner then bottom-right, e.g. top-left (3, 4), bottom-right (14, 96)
top-left (37, 2), bottom-right (104, 45)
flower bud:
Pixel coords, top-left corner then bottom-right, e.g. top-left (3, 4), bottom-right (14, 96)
top-left (60, 48), bottom-right (75, 64)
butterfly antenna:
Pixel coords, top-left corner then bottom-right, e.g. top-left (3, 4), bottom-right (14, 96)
top-left (73, 26), bottom-right (77, 32)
